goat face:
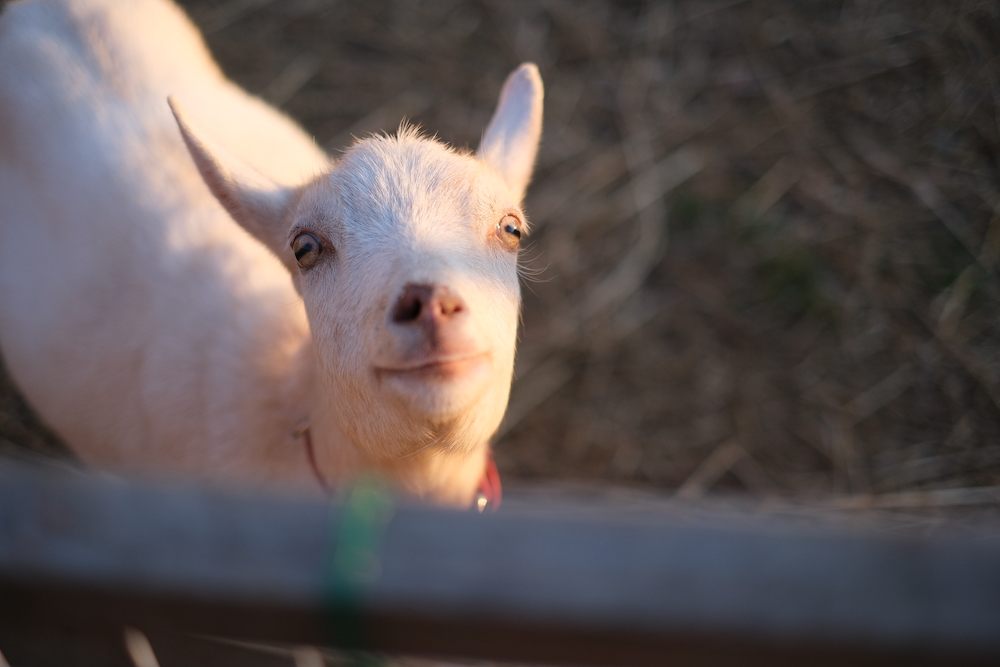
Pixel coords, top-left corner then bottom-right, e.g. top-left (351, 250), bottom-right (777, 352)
top-left (293, 132), bottom-right (526, 458)
top-left (171, 64), bottom-right (543, 461)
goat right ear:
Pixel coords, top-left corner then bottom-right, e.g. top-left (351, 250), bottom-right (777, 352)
top-left (477, 63), bottom-right (544, 202)
top-left (168, 98), bottom-right (296, 264)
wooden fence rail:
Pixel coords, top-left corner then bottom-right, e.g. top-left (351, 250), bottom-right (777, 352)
top-left (1, 460), bottom-right (999, 666)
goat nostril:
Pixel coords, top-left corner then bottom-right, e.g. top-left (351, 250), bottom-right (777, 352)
top-left (392, 291), bottom-right (423, 323)
top-left (437, 293), bottom-right (464, 317)
top-left (393, 283), bottom-right (434, 324)
top-left (396, 298), bottom-right (420, 322)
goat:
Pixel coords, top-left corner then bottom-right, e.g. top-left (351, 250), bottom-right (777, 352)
top-left (0, 0), bottom-right (542, 506)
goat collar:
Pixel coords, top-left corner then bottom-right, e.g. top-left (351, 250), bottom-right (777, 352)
top-left (299, 428), bottom-right (501, 512)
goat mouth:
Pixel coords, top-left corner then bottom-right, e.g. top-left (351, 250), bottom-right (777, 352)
top-left (375, 352), bottom-right (491, 381)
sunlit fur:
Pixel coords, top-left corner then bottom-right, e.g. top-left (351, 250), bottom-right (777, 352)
top-left (0, 0), bottom-right (542, 505)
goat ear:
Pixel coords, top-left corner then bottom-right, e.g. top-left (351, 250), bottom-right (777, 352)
top-left (477, 63), bottom-right (544, 201)
top-left (168, 97), bottom-right (296, 262)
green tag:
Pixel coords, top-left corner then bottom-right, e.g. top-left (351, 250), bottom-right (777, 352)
top-left (326, 476), bottom-right (395, 666)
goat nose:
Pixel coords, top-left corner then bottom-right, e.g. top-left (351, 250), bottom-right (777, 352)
top-left (392, 283), bottom-right (465, 324)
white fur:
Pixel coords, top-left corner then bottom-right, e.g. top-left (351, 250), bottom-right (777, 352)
top-left (0, 0), bottom-right (543, 505)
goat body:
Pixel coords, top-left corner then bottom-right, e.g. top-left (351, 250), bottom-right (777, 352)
top-left (0, 0), bottom-right (542, 506)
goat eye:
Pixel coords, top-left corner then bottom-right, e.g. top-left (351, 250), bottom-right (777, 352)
top-left (291, 232), bottom-right (322, 269)
top-left (496, 214), bottom-right (523, 251)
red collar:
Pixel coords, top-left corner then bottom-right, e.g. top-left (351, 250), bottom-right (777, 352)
top-left (474, 456), bottom-right (503, 512)
top-left (300, 428), bottom-right (501, 511)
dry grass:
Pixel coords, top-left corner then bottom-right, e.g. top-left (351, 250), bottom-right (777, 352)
top-left (2, 0), bottom-right (999, 510)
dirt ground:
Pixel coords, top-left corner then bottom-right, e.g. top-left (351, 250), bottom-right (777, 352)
top-left (2, 0), bottom-right (999, 512)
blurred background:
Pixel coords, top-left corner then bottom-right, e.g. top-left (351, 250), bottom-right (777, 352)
top-left (2, 0), bottom-right (999, 510)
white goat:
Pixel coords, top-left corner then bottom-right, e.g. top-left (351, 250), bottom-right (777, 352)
top-left (0, 0), bottom-right (542, 506)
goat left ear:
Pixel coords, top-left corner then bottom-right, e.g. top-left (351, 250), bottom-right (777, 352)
top-left (477, 63), bottom-right (544, 202)
top-left (168, 97), bottom-right (297, 268)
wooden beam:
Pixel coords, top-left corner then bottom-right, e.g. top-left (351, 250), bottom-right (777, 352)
top-left (1, 460), bottom-right (999, 666)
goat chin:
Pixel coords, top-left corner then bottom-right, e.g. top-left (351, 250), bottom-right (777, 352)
top-left (0, 0), bottom-right (543, 506)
